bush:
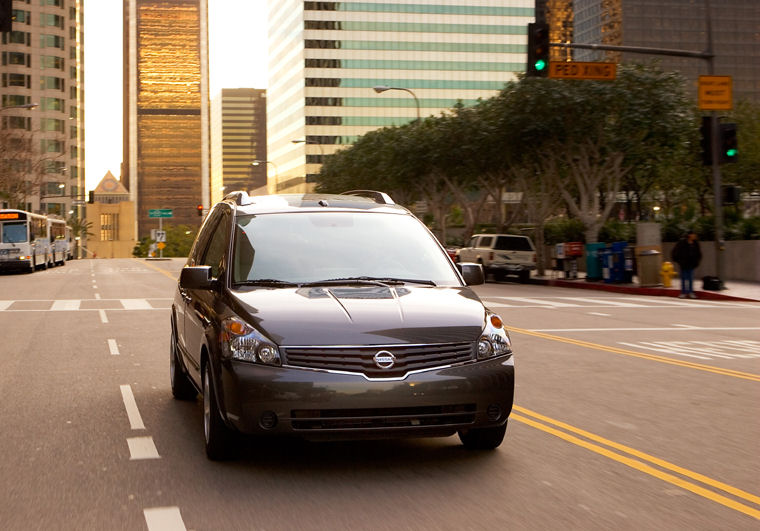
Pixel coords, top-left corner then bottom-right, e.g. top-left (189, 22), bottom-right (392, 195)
top-left (543, 218), bottom-right (585, 245)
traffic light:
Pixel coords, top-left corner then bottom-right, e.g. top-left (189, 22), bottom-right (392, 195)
top-left (526, 22), bottom-right (550, 77)
top-left (719, 123), bottom-right (738, 163)
top-left (699, 116), bottom-right (712, 166)
top-left (196, 204), bottom-right (204, 217)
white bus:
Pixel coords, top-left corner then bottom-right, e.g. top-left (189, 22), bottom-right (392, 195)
top-left (48, 216), bottom-right (71, 266)
top-left (0, 209), bottom-right (52, 272)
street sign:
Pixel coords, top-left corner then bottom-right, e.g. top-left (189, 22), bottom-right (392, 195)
top-left (156, 242), bottom-right (166, 250)
top-left (698, 75), bottom-right (732, 110)
top-left (148, 209), bottom-right (173, 218)
top-left (549, 61), bottom-right (617, 81)
top-left (155, 230), bottom-right (166, 243)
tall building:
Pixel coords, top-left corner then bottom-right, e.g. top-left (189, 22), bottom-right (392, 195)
top-left (0, 0), bottom-right (85, 219)
top-left (210, 88), bottom-right (267, 204)
top-left (266, 0), bottom-right (534, 193)
top-left (85, 170), bottom-right (136, 258)
top-left (123, 0), bottom-right (209, 237)
top-left (573, 0), bottom-right (760, 102)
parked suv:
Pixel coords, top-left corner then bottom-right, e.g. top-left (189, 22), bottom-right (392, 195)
top-left (457, 233), bottom-right (536, 283)
top-left (171, 191), bottom-right (515, 460)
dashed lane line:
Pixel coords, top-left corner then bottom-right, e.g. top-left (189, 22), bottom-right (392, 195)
top-left (127, 436), bottom-right (161, 460)
top-left (99, 309), bottom-right (108, 324)
top-left (144, 507), bottom-right (187, 531)
top-left (108, 339), bottom-right (120, 356)
top-left (119, 384), bottom-right (145, 430)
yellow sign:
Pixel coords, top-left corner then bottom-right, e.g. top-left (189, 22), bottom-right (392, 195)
top-left (549, 61), bottom-right (617, 81)
top-left (698, 76), bottom-right (732, 110)
top-left (157, 242), bottom-right (166, 250)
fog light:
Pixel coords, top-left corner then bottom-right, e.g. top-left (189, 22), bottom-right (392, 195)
top-left (487, 404), bottom-right (501, 421)
top-left (260, 411), bottom-right (278, 429)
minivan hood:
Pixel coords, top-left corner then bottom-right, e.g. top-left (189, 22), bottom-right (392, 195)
top-left (229, 285), bottom-right (486, 346)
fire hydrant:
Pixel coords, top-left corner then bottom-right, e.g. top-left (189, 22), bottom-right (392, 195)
top-left (661, 261), bottom-right (675, 288)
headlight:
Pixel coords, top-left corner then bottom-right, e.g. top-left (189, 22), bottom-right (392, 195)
top-left (477, 312), bottom-right (512, 360)
top-left (220, 316), bottom-right (281, 366)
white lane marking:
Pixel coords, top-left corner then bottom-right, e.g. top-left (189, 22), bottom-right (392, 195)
top-left (108, 339), bottom-right (120, 356)
top-left (673, 324), bottom-right (698, 328)
top-left (588, 312), bottom-right (611, 317)
top-left (619, 342), bottom-right (712, 360)
top-left (532, 327), bottom-right (760, 332)
top-left (564, 297), bottom-right (646, 307)
top-left (93, 285), bottom-right (98, 290)
top-left (121, 298), bottom-right (152, 310)
top-left (0, 300), bottom-right (12, 311)
top-left (497, 297), bottom-right (580, 308)
top-left (127, 436), bottom-right (160, 460)
top-left (144, 507), bottom-right (186, 531)
top-left (95, 293), bottom-right (101, 300)
top-left (51, 299), bottom-right (80, 311)
top-left (99, 309), bottom-right (108, 324)
top-left (120, 384), bottom-right (145, 430)
top-left (620, 340), bottom-right (760, 360)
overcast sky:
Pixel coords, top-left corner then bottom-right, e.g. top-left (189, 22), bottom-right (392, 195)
top-left (83, 1), bottom-right (268, 191)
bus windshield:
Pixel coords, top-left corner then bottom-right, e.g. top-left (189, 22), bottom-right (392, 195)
top-left (2, 222), bottom-right (27, 244)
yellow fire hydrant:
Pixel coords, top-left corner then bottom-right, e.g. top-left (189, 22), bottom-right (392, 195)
top-left (661, 261), bottom-right (675, 288)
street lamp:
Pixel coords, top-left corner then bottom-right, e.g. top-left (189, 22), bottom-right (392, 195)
top-left (1, 103), bottom-right (39, 111)
top-left (291, 138), bottom-right (325, 162)
top-left (372, 85), bottom-right (420, 121)
top-left (251, 159), bottom-right (278, 179)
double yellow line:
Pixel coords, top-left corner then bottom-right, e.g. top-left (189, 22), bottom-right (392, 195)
top-left (513, 405), bottom-right (760, 520)
top-left (510, 327), bottom-right (760, 382)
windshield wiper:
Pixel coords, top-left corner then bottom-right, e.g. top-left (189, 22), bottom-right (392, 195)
top-left (234, 279), bottom-right (299, 288)
top-left (301, 276), bottom-right (437, 287)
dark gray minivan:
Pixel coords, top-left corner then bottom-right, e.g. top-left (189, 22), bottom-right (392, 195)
top-left (171, 191), bottom-right (515, 459)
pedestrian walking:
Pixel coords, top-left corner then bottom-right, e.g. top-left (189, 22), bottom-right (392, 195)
top-left (671, 230), bottom-right (702, 298)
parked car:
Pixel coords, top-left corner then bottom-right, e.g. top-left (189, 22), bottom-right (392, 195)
top-left (456, 233), bottom-right (536, 283)
top-left (171, 191), bottom-right (515, 460)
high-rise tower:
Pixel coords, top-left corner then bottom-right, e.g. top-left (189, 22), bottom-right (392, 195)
top-left (123, 0), bottom-right (209, 236)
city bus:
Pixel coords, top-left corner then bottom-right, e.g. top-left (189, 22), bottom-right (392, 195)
top-left (48, 216), bottom-right (71, 266)
top-left (0, 209), bottom-right (51, 272)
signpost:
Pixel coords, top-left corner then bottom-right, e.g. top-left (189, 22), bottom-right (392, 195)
top-left (147, 209), bottom-right (172, 258)
top-left (549, 61), bottom-right (617, 81)
top-left (698, 75), bottom-right (732, 110)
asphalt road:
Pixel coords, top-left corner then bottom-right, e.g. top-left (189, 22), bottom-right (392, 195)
top-left (1, 258), bottom-right (758, 530)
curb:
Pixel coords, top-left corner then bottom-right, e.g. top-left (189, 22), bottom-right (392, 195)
top-left (529, 277), bottom-right (759, 302)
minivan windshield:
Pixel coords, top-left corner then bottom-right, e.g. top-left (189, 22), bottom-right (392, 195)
top-left (232, 212), bottom-right (461, 287)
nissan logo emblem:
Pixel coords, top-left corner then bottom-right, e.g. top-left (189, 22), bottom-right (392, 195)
top-left (373, 350), bottom-right (396, 369)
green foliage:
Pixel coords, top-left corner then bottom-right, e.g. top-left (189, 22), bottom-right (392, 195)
top-left (598, 220), bottom-right (636, 243)
top-left (132, 223), bottom-right (197, 258)
top-left (543, 218), bottom-right (586, 245)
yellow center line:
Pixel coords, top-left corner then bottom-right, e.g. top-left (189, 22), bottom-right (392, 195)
top-left (509, 327), bottom-right (760, 382)
top-left (135, 258), bottom-right (180, 281)
top-left (511, 410), bottom-right (760, 520)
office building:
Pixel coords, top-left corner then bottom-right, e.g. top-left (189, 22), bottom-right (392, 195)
top-left (85, 170), bottom-right (136, 258)
top-left (210, 88), bottom-right (267, 204)
top-left (572, 0), bottom-right (760, 102)
top-left (123, 0), bottom-right (209, 237)
top-left (266, 0), bottom-right (534, 193)
top-left (0, 0), bottom-right (85, 218)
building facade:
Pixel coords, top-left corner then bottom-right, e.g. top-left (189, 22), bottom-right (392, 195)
top-left (123, 0), bottom-right (209, 237)
top-left (572, 0), bottom-right (760, 102)
top-left (210, 88), bottom-right (267, 204)
top-left (266, 0), bottom-right (534, 193)
top-left (85, 170), bottom-right (136, 258)
top-left (0, 0), bottom-right (85, 219)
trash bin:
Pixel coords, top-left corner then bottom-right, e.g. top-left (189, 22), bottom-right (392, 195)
top-left (610, 241), bottom-right (628, 283)
top-left (623, 246), bottom-right (635, 283)
top-left (600, 247), bottom-right (613, 283)
top-left (636, 249), bottom-right (662, 286)
top-left (585, 242), bottom-right (606, 281)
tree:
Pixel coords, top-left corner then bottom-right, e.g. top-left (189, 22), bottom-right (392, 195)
top-left (66, 215), bottom-right (93, 259)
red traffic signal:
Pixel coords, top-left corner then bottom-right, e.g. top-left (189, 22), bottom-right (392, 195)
top-left (196, 204), bottom-right (204, 217)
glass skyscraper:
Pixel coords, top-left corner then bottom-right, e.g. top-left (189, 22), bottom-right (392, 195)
top-left (266, 0), bottom-right (534, 193)
top-left (123, 0), bottom-right (209, 236)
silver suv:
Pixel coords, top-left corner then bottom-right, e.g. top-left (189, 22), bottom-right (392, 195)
top-left (457, 233), bottom-right (536, 283)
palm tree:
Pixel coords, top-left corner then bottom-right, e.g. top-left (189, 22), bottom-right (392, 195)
top-left (66, 215), bottom-right (93, 259)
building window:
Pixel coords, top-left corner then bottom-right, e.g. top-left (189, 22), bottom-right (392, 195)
top-left (40, 14), bottom-right (64, 28)
top-left (41, 139), bottom-right (64, 153)
top-left (3, 73), bottom-right (31, 88)
top-left (40, 34), bottom-right (64, 49)
top-left (12, 10), bottom-right (31, 24)
top-left (41, 118), bottom-right (64, 132)
top-left (100, 213), bottom-right (119, 241)
top-left (40, 76), bottom-right (64, 91)
top-left (40, 97), bottom-right (64, 111)
top-left (2, 116), bottom-right (31, 130)
top-left (41, 55), bottom-right (65, 69)
top-left (2, 95), bottom-right (31, 107)
top-left (2, 51), bottom-right (30, 66)
top-left (41, 0), bottom-right (63, 7)
top-left (3, 31), bottom-right (31, 46)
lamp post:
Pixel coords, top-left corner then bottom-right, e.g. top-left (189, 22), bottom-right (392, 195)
top-left (1, 103), bottom-right (39, 111)
top-left (372, 85), bottom-right (420, 121)
top-left (291, 138), bottom-right (325, 162)
top-left (251, 159), bottom-right (278, 181)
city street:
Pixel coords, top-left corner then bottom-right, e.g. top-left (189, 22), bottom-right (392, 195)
top-left (1, 258), bottom-right (758, 530)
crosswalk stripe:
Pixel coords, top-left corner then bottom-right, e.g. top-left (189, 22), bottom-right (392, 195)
top-left (0, 300), bottom-right (12, 311)
top-left (120, 298), bottom-right (152, 310)
top-left (564, 297), bottom-right (646, 307)
top-left (492, 297), bottom-right (580, 307)
top-left (50, 299), bottom-right (81, 311)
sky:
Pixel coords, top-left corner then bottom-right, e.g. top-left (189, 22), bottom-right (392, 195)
top-left (83, 1), bottom-right (269, 192)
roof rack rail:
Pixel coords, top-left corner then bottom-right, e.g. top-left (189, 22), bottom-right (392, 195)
top-left (340, 190), bottom-right (395, 205)
top-left (223, 191), bottom-right (254, 206)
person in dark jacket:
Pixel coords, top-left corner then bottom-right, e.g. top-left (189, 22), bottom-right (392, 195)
top-left (671, 230), bottom-right (702, 298)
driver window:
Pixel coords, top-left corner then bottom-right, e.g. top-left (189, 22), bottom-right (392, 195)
top-left (200, 210), bottom-right (230, 279)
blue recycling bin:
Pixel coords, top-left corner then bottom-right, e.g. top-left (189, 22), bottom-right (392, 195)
top-left (610, 241), bottom-right (628, 283)
top-left (585, 242), bottom-right (606, 281)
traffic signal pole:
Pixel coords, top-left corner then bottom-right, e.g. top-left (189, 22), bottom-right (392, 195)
top-left (548, 0), bottom-right (726, 288)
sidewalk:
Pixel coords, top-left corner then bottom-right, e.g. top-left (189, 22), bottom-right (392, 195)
top-left (530, 272), bottom-right (760, 302)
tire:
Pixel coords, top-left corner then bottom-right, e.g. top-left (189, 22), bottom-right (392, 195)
top-left (170, 327), bottom-right (197, 400)
top-left (518, 270), bottom-right (530, 283)
top-left (493, 270), bottom-right (507, 282)
top-left (203, 364), bottom-right (234, 460)
top-left (459, 422), bottom-right (507, 450)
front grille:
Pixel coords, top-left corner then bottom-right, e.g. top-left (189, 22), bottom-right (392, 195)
top-left (291, 404), bottom-right (476, 431)
top-left (281, 342), bottom-right (475, 378)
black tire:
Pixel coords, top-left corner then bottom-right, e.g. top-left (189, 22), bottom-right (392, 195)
top-left (518, 270), bottom-right (530, 283)
top-left (459, 422), bottom-right (507, 450)
top-left (203, 364), bottom-right (234, 460)
top-left (170, 327), bottom-right (197, 400)
top-left (493, 270), bottom-right (507, 282)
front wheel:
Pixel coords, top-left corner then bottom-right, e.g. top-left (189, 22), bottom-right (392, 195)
top-left (203, 365), bottom-right (234, 460)
top-left (459, 422), bottom-right (507, 450)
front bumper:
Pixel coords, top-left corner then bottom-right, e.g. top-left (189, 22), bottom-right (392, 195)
top-left (219, 356), bottom-right (514, 440)
top-left (489, 263), bottom-right (535, 273)
top-left (0, 257), bottom-right (32, 271)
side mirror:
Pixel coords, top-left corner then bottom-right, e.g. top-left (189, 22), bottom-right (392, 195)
top-left (457, 262), bottom-right (485, 286)
top-left (179, 266), bottom-right (217, 290)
